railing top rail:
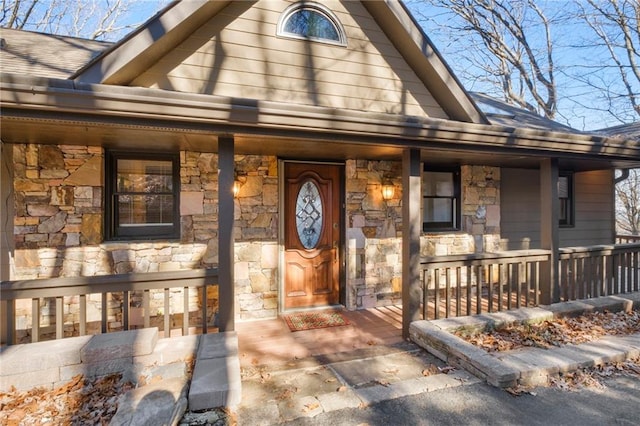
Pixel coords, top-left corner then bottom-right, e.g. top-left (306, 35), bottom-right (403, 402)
top-left (559, 243), bottom-right (640, 256)
top-left (0, 268), bottom-right (219, 301)
top-left (421, 249), bottom-right (551, 265)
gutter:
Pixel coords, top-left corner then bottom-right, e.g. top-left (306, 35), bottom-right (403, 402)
top-left (1, 74), bottom-right (639, 161)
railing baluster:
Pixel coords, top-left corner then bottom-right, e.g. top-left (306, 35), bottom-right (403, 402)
top-left (487, 265), bottom-right (493, 313)
top-left (434, 269), bottom-right (440, 320)
top-left (516, 262), bottom-right (523, 309)
top-left (143, 290), bottom-right (150, 329)
top-left (183, 287), bottom-right (189, 336)
top-left (456, 267), bottom-right (462, 318)
top-left (56, 296), bottom-right (63, 339)
top-left (31, 298), bottom-right (40, 343)
top-left (494, 264), bottom-right (501, 312)
top-left (466, 266), bottom-right (472, 316)
top-left (101, 292), bottom-right (107, 334)
top-left (445, 268), bottom-right (451, 319)
top-left (79, 294), bottom-right (86, 336)
top-left (123, 291), bottom-right (130, 331)
top-left (164, 288), bottom-right (170, 338)
top-left (507, 263), bottom-right (513, 311)
top-left (201, 284), bottom-right (208, 334)
top-left (475, 265), bottom-right (482, 315)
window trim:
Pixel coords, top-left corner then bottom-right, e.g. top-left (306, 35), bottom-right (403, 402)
top-left (559, 172), bottom-right (574, 228)
top-left (277, 2), bottom-right (347, 46)
top-left (105, 150), bottom-right (180, 241)
top-left (422, 165), bottom-right (461, 232)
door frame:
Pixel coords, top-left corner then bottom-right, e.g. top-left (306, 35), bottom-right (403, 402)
top-left (278, 159), bottom-right (346, 313)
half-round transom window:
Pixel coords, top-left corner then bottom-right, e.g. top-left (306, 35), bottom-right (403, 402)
top-left (278, 2), bottom-right (346, 46)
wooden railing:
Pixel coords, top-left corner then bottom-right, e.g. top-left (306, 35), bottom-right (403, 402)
top-left (559, 243), bottom-right (640, 301)
top-left (616, 235), bottom-right (640, 244)
top-left (421, 250), bottom-right (551, 320)
top-left (1, 268), bottom-right (218, 345)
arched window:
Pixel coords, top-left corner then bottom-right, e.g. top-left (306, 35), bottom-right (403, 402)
top-left (277, 2), bottom-right (346, 46)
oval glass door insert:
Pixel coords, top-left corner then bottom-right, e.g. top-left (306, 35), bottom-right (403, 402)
top-left (296, 180), bottom-right (323, 249)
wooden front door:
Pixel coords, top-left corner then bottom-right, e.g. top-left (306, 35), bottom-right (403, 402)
top-left (284, 162), bottom-right (342, 309)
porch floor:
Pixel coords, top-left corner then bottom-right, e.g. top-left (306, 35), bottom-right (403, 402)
top-left (235, 305), bottom-right (404, 368)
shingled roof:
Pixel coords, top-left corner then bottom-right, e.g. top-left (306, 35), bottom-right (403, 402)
top-left (469, 92), bottom-right (581, 134)
top-left (594, 122), bottom-right (640, 142)
top-left (0, 28), bottom-right (111, 79)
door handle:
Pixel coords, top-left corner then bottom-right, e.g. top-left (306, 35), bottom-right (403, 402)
top-left (333, 242), bottom-right (338, 262)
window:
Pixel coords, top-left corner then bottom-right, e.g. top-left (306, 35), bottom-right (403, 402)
top-left (277, 2), bottom-right (346, 46)
top-left (423, 166), bottom-right (460, 231)
top-left (559, 172), bottom-right (574, 227)
top-left (105, 151), bottom-right (179, 240)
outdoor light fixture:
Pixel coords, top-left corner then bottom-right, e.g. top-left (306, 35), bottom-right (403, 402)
top-left (381, 182), bottom-right (395, 201)
top-left (233, 180), bottom-right (242, 198)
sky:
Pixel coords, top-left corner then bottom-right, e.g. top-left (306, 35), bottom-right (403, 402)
top-left (9, 0), bottom-right (636, 132)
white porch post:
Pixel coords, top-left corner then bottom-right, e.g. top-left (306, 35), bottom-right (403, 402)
top-left (540, 158), bottom-right (560, 304)
top-left (218, 136), bottom-right (235, 332)
top-left (402, 148), bottom-right (421, 339)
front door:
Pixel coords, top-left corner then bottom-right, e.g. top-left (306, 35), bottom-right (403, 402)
top-left (284, 162), bottom-right (342, 309)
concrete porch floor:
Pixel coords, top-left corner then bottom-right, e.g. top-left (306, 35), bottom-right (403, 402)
top-left (235, 306), bottom-right (405, 369)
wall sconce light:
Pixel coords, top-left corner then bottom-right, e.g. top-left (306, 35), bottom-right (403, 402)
top-left (233, 180), bottom-right (242, 198)
top-left (381, 182), bottom-right (395, 201)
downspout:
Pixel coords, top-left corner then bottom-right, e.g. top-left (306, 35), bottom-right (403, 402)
top-left (613, 169), bottom-right (631, 242)
top-left (614, 169), bottom-right (629, 184)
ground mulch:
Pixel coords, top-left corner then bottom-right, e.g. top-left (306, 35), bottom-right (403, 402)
top-left (0, 373), bottom-right (134, 425)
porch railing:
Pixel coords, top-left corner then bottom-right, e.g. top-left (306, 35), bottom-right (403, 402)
top-left (559, 243), bottom-right (640, 301)
top-left (617, 235), bottom-right (640, 244)
top-left (1, 268), bottom-right (218, 345)
top-left (421, 243), bottom-right (640, 320)
top-left (421, 250), bottom-right (551, 320)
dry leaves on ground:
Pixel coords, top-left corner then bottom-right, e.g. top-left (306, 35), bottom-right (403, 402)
top-left (0, 373), bottom-right (134, 425)
top-left (456, 310), bottom-right (640, 353)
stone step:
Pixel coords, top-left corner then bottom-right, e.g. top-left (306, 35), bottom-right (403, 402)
top-left (188, 331), bottom-right (241, 411)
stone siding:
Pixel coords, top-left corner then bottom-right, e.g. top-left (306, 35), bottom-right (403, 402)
top-left (347, 162), bottom-right (502, 309)
top-left (8, 144), bottom-right (504, 334)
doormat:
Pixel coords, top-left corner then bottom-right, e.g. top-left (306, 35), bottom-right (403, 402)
top-left (283, 310), bottom-right (350, 332)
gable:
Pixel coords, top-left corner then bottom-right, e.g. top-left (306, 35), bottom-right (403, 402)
top-left (129, 0), bottom-right (449, 119)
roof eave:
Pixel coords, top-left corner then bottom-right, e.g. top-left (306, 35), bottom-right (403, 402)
top-left (1, 74), bottom-right (638, 164)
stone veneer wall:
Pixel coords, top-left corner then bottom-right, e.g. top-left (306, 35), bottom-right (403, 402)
top-left (8, 145), bottom-right (279, 338)
top-left (346, 162), bottom-right (502, 309)
top-left (233, 156), bottom-right (279, 321)
top-left (8, 145), bottom-right (503, 335)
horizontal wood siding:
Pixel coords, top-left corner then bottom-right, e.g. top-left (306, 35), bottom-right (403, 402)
top-left (501, 169), bottom-right (540, 249)
top-left (501, 168), bottom-right (614, 250)
top-left (561, 169), bottom-right (614, 246)
top-left (131, 0), bottom-right (446, 119)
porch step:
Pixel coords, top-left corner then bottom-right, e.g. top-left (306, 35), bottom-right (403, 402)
top-left (188, 331), bottom-right (241, 410)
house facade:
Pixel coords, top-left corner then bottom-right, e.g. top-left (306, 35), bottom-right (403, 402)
top-left (1, 0), bottom-right (639, 342)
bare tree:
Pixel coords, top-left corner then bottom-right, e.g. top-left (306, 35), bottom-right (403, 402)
top-left (410, 0), bottom-right (560, 119)
top-left (616, 169), bottom-right (640, 236)
top-left (574, 0), bottom-right (640, 123)
top-left (0, 0), bottom-right (167, 41)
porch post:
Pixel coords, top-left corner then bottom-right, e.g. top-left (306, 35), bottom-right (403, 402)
top-left (540, 158), bottom-right (560, 304)
top-left (402, 148), bottom-right (421, 339)
top-left (0, 142), bottom-right (14, 344)
top-left (218, 136), bottom-right (235, 332)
